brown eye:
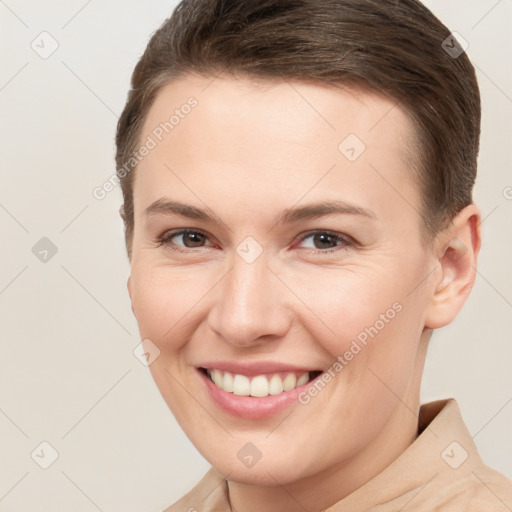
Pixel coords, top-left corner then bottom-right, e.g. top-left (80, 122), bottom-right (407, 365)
top-left (177, 231), bottom-right (207, 248)
top-left (312, 233), bottom-right (339, 249)
top-left (297, 231), bottom-right (351, 253)
top-left (159, 229), bottom-right (211, 249)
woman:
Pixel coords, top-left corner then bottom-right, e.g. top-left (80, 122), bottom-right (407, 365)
top-left (115, 0), bottom-right (512, 510)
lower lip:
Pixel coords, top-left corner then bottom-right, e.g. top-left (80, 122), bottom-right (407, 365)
top-left (198, 369), bottom-right (319, 420)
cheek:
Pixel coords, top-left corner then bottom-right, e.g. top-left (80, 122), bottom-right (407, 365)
top-left (129, 265), bottom-right (207, 346)
top-left (291, 265), bottom-right (405, 350)
top-left (293, 263), bottom-right (426, 391)
top-left (129, 265), bottom-right (212, 420)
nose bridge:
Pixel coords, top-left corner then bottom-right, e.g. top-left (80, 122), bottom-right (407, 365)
top-left (208, 251), bottom-right (291, 346)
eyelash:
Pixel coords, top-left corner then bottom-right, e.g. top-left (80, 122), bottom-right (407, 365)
top-left (155, 228), bottom-right (353, 255)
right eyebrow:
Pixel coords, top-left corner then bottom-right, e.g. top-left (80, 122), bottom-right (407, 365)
top-left (145, 198), bottom-right (216, 222)
top-left (276, 200), bottom-right (376, 225)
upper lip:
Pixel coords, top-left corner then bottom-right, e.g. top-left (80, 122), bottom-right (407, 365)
top-left (197, 361), bottom-right (321, 377)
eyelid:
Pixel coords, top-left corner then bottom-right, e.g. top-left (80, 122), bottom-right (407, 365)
top-left (157, 227), bottom-right (354, 255)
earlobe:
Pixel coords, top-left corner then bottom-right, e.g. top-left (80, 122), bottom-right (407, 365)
top-left (424, 204), bottom-right (481, 329)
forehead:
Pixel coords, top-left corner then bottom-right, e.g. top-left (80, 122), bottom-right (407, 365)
top-left (141, 73), bottom-right (414, 157)
top-left (133, 73), bottom-right (421, 227)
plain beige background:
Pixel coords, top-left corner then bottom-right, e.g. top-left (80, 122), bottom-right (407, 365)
top-left (1, 0), bottom-right (511, 510)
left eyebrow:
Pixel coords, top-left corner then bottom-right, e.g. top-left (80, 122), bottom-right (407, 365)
top-left (276, 200), bottom-right (376, 225)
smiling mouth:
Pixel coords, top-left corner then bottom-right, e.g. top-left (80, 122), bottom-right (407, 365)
top-left (199, 368), bottom-right (323, 398)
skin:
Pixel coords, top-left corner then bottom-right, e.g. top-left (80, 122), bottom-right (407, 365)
top-left (126, 73), bottom-right (481, 511)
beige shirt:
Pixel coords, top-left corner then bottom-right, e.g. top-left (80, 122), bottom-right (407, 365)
top-left (164, 399), bottom-right (512, 511)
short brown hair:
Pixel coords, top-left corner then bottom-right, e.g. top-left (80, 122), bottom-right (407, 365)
top-left (115, 0), bottom-right (480, 258)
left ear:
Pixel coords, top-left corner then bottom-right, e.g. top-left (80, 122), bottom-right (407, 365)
top-left (424, 204), bottom-right (481, 329)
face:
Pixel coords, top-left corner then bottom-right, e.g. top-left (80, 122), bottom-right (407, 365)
top-left (128, 74), bottom-right (438, 487)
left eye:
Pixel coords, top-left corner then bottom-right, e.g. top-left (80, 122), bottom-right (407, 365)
top-left (297, 231), bottom-right (350, 251)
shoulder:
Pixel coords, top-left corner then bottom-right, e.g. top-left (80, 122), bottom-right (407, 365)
top-left (162, 467), bottom-right (230, 512)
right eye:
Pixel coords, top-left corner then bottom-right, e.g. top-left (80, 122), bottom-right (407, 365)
top-left (157, 229), bottom-right (214, 252)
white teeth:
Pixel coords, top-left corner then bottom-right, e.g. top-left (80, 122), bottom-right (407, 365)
top-left (207, 369), bottom-right (314, 397)
top-left (233, 374), bottom-right (251, 396)
top-left (250, 375), bottom-right (269, 397)
top-left (211, 369), bottom-right (223, 387)
top-left (268, 374), bottom-right (284, 395)
top-left (283, 373), bottom-right (297, 391)
top-left (223, 371), bottom-right (234, 392)
top-left (296, 372), bottom-right (309, 386)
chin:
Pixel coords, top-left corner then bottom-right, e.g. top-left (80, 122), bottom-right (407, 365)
top-left (199, 440), bottom-right (323, 486)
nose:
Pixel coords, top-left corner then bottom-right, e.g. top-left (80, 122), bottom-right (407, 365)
top-left (207, 253), bottom-right (292, 347)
